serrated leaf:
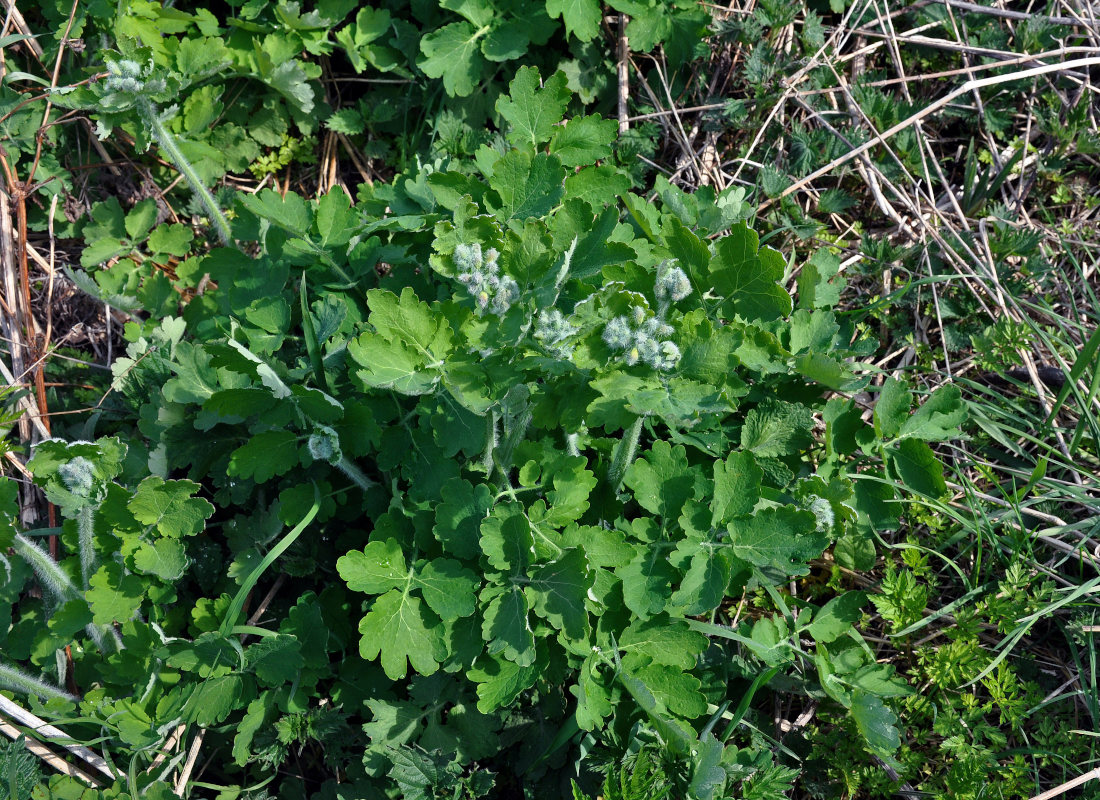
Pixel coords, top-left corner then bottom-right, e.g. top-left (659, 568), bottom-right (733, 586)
top-left (617, 547), bottom-right (676, 618)
top-left (874, 378), bottom-right (911, 440)
top-left (688, 733), bottom-right (727, 800)
top-left (496, 66), bottom-right (571, 147)
top-left (415, 558), bottom-right (478, 620)
top-left (245, 634), bottom-right (304, 686)
top-left (488, 149), bottom-right (566, 220)
top-left (482, 585), bottom-right (536, 665)
top-left (888, 438), bottom-right (946, 497)
top-left (807, 591), bottom-right (867, 643)
top-left (419, 22), bottom-right (486, 97)
top-left (851, 690), bottom-right (902, 757)
top-left (337, 539), bottom-right (408, 594)
top-left (546, 0), bottom-right (601, 40)
top-left (740, 399), bottom-right (813, 457)
top-left (797, 249), bottom-right (844, 309)
top-left (183, 674), bottom-right (249, 726)
top-left (528, 548), bottom-right (590, 639)
top-left (709, 222), bottom-right (793, 321)
top-left (132, 539), bottom-right (188, 581)
top-left (468, 653), bottom-right (540, 712)
top-left (227, 430), bottom-right (300, 482)
top-left (480, 505), bottom-right (532, 574)
top-left (712, 450), bottom-right (762, 523)
top-left (898, 385), bottom-right (966, 441)
top-left (87, 563), bottom-right (144, 625)
top-left (619, 614), bottom-right (708, 670)
top-left (725, 506), bottom-right (826, 575)
top-left (482, 21), bottom-right (528, 61)
top-left (128, 477), bottom-right (213, 538)
top-left (549, 114), bottom-right (618, 167)
top-left (623, 440), bottom-right (696, 519)
top-left (434, 478), bottom-right (493, 560)
top-left (358, 589), bottom-right (444, 680)
top-left (628, 663), bottom-right (706, 718)
top-left (670, 547), bottom-right (731, 615)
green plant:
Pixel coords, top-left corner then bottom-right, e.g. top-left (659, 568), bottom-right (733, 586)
top-left (0, 66), bottom-right (973, 798)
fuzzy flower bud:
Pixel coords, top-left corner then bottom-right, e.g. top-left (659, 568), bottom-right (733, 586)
top-left (307, 426), bottom-right (342, 465)
top-left (58, 457), bottom-right (97, 497)
top-left (453, 242), bottom-right (483, 273)
top-left (808, 496), bottom-right (835, 532)
top-left (656, 262), bottom-right (692, 303)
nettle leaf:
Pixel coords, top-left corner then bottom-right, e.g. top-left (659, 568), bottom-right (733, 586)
top-left (496, 67), bottom-right (571, 148)
top-left (740, 399), bottom-right (814, 458)
top-left (709, 222), bottom-right (793, 321)
top-left (725, 507), bottom-right (826, 575)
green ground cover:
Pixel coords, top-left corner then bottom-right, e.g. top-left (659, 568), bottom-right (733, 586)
top-left (0, 0), bottom-right (1097, 797)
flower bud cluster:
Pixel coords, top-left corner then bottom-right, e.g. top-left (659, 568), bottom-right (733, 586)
top-left (58, 457), bottom-right (96, 498)
top-left (307, 426), bottom-right (342, 465)
top-left (603, 305), bottom-right (681, 371)
top-left (533, 309), bottom-right (578, 357)
top-left (453, 242), bottom-right (520, 316)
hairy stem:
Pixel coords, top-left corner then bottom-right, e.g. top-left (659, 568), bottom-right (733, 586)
top-left (77, 504), bottom-right (96, 588)
top-left (335, 456), bottom-right (374, 491)
top-left (13, 533), bottom-right (79, 605)
top-left (0, 659), bottom-right (77, 702)
top-left (607, 415), bottom-right (644, 491)
top-left (138, 96), bottom-right (233, 246)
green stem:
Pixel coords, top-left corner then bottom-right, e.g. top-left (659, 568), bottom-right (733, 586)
top-left (139, 97), bottom-right (233, 246)
top-left (77, 505), bottom-right (96, 589)
top-left (0, 659), bottom-right (77, 702)
top-left (13, 533), bottom-right (79, 605)
top-left (335, 456), bottom-right (374, 491)
top-left (607, 415), bottom-right (644, 491)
